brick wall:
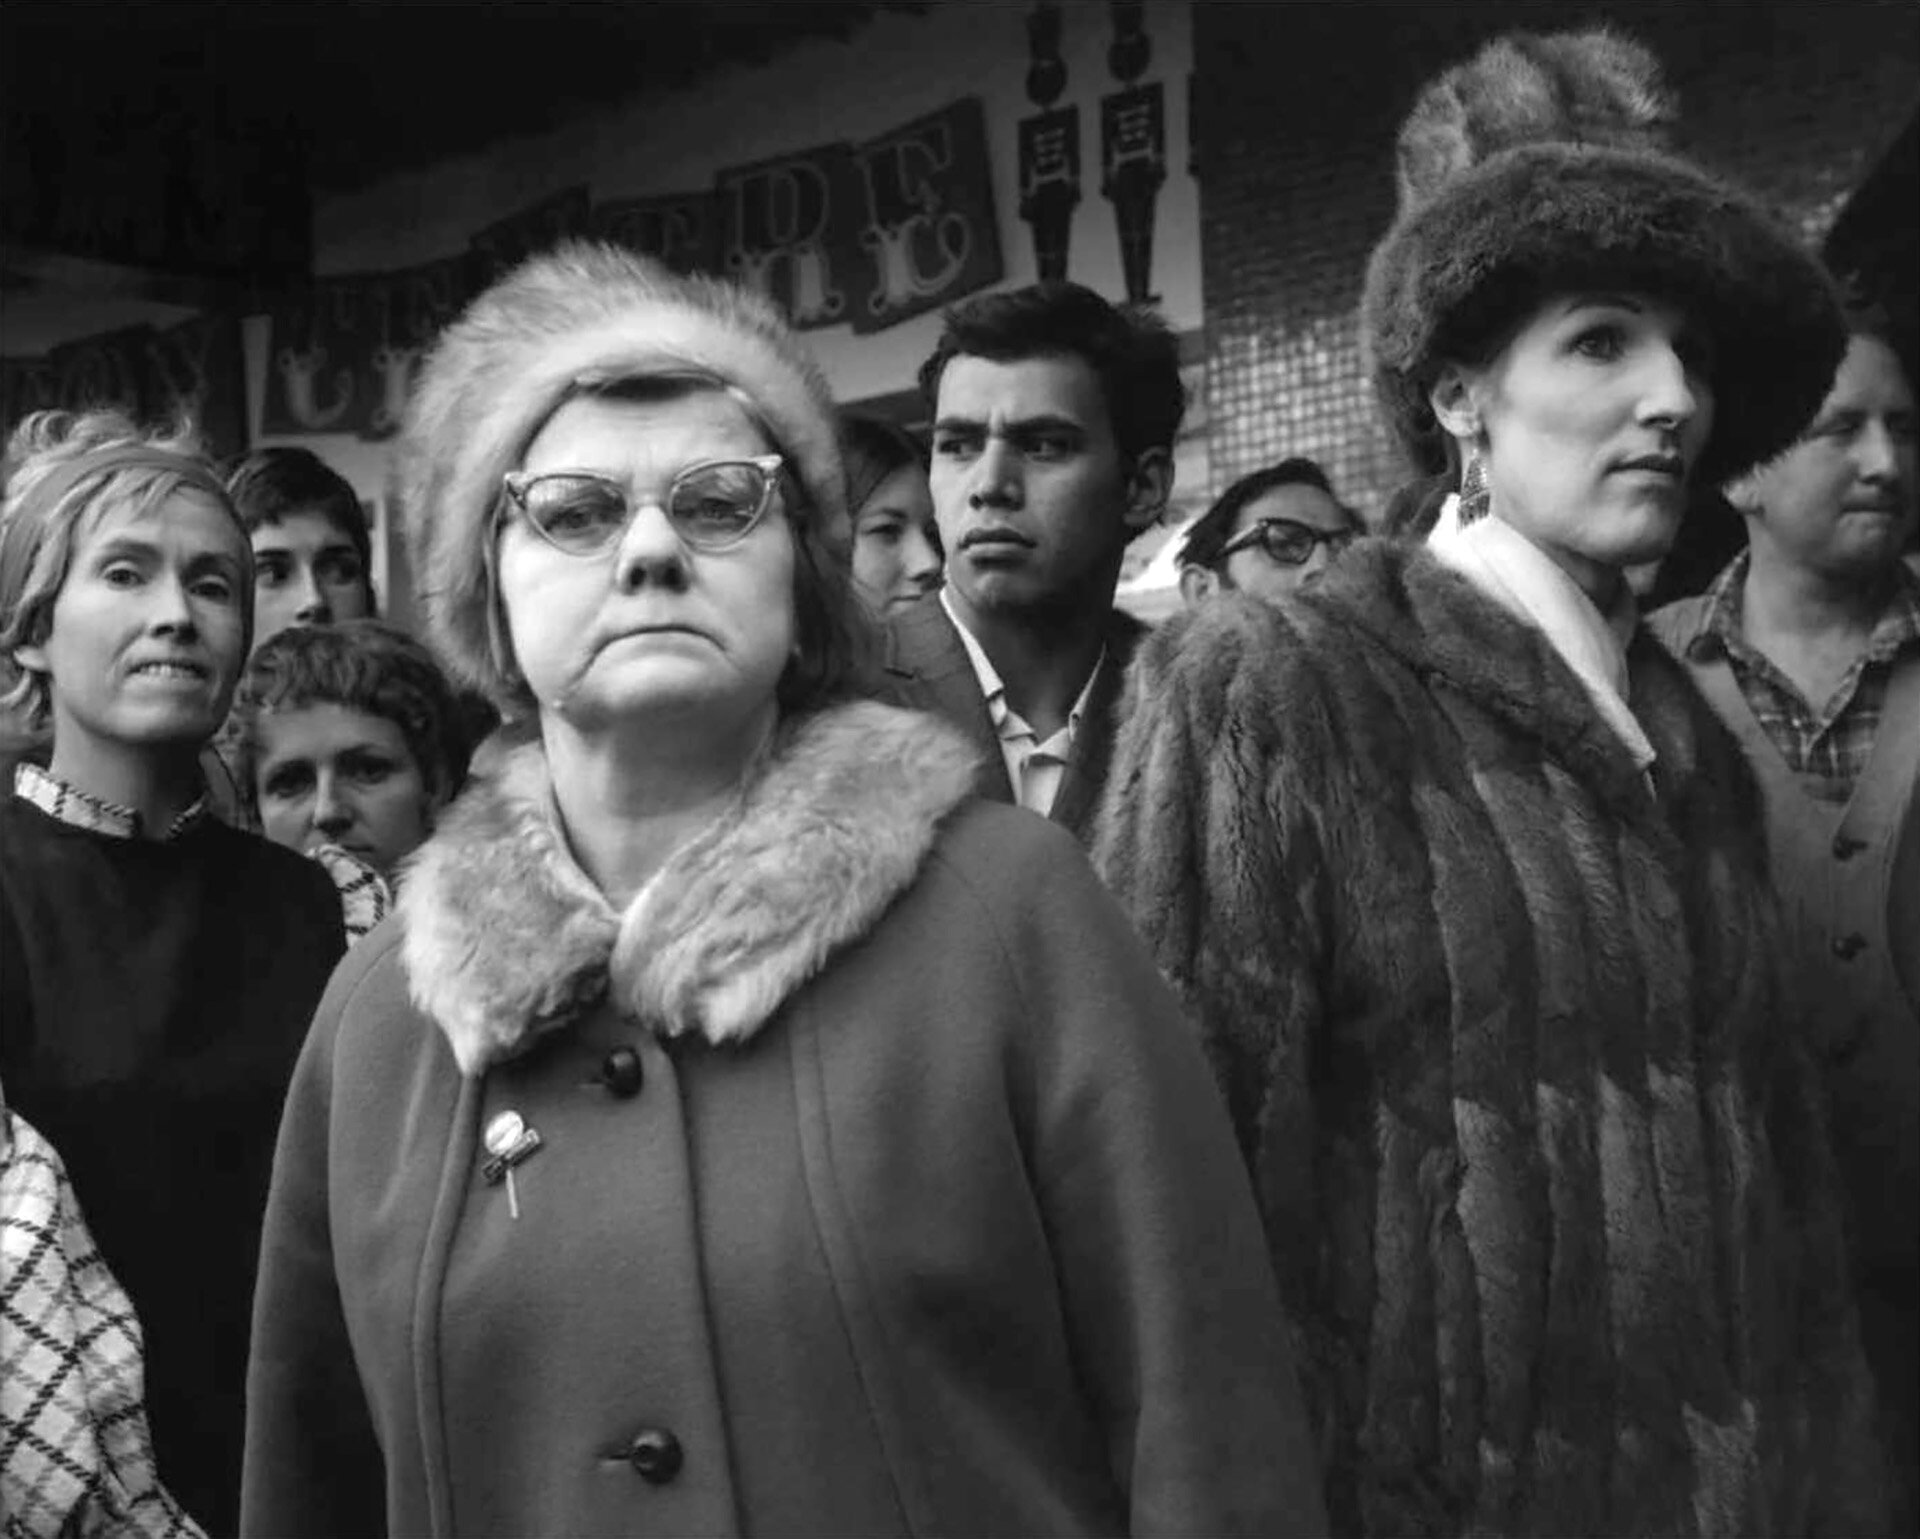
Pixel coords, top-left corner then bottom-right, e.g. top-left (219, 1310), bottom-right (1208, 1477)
top-left (1195, 0), bottom-right (1920, 522)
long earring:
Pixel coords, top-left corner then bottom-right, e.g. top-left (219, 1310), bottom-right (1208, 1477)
top-left (1458, 443), bottom-right (1491, 526)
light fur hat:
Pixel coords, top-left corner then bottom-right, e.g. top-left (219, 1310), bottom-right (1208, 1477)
top-left (1360, 27), bottom-right (1845, 486)
top-left (397, 240), bottom-right (848, 706)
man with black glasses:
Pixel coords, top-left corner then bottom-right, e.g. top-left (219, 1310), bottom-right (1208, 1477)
top-left (1175, 457), bottom-right (1361, 609)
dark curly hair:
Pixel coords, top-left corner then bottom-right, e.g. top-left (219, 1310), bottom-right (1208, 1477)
top-left (917, 282), bottom-right (1186, 467)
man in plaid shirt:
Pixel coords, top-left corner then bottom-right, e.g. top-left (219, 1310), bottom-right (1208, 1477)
top-left (1651, 304), bottom-right (1919, 1531)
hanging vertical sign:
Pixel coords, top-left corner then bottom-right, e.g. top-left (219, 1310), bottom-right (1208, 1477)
top-left (1102, 1), bottom-right (1166, 305)
top-left (851, 99), bottom-right (1003, 333)
top-left (1019, 1), bottom-right (1080, 283)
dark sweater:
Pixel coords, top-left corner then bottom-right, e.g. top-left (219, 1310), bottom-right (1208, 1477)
top-left (0, 794), bottom-right (344, 1537)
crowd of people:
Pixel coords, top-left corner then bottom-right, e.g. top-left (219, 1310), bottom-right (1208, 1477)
top-left (2, 23), bottom-right (1914, 1539)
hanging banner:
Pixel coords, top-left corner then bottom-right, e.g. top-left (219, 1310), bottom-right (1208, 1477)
top-left (716, 142), bottom-right (864, 330)
top-left (248, 94), bottom-right (1006, 436)
top-left (467, 187), bottom-right (593, 291)
top-left (0, 315), bottom-right (248, 459)
top-left (851, 98), bottom-right (1004, 334)
top-left (592, 190), bottom-right (720, 275)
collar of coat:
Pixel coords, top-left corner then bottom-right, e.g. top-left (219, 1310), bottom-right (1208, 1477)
top-left (400, 699), bottom-right (981, 1076)
top-left (1306, 537), bottom-right (1706, 808)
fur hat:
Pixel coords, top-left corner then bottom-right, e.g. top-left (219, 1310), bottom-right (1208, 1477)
top-left (1361, 28), bottom-right (1845, 486)
top-left (397, 241), bottom-right (848, 705)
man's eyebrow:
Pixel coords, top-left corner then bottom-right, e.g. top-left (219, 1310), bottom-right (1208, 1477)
top-left (931, 415), bottom-right (985, 435)
top-left (1005, 415), bottom-right (1087, 436)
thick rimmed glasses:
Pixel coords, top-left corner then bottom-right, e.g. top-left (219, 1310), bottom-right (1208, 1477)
top-left (1217, 516), bottom-right (1355, 568)
top-left (502, 455), bottom-right (786, 556)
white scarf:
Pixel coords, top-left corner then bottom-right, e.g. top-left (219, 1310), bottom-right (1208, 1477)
top-left (1428, 495), bottom-right (1655, 772)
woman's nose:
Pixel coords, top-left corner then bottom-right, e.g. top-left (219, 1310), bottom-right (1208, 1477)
top-left (146, 571), bottom-right (199, 636)
top-left (1639, 345), bottom-right (1705, 433)
top-left (311, 777), bottom-right (352, 834)
top-left (903, 527), bottom-right (943, 590)
top-left (613, 500), bottom-right (690, 593)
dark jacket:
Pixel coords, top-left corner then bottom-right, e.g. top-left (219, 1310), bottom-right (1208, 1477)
top-left (241, 700), bottom-right (1323, 1539)
top-left (1093, 539), bottom-right (1885, 1539)
top-left (0, 793), bottom-right (344, 1536)
top-left (875, 593), bottom-right (1145, 843)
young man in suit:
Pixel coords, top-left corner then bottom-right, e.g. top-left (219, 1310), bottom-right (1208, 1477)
top-left (879, 282), bottom-right (1182, 841)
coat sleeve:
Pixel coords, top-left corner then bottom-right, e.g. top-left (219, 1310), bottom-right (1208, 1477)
top-left (240, 947), bottom-right (386, 1538)
top-left (999, 816), bottom-right (1328, 1538)
top-left (1768, 1015), bottom-right (1891, 1536)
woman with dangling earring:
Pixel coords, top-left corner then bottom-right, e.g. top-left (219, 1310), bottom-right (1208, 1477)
top-left (1095, 28), bottom-right (1887, 1537)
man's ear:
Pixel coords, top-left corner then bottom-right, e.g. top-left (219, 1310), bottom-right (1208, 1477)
top-left (12, 642), bottom-right (47, 675)
top-left (1177, 564), bottom-right (1220, 608)
top-left (1123, 447), bottom-right (1174, 535)
top-left (1427, 365), bottom-right (1481, 445)
top-left (1723, 472), bottom-right (1766, 519)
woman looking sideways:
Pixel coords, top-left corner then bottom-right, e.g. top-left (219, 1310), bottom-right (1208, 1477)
top-left (240, 243), bottom-right (1322, 1539)
top-left (839, 411), bottom-right (941, 613)
top-left (1096, 29), bottom-right (1884, 1538)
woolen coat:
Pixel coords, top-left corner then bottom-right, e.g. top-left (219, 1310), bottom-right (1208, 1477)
top-left (875, 593), bottom-right (1145, 843)
top-left (240, 700), bottom-right (1323, 1539)
top-left (1093, 539), bottom-right (1885, 1538)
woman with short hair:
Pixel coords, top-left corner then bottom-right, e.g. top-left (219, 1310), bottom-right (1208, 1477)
top-left (224, 618), bottom-right (471, 934)
top-left (0, 408), bottom-right (345, 1535)
top-left (241, 243), bottom-right (1321, 1538)
top-left (1096, 29), bottom-right (1883, 1537)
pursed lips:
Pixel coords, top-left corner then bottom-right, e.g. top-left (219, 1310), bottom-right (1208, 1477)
top-left (1612, 451), bottom-right (1687, 479)
top-left (959, 526), bottom-right (1036, 552)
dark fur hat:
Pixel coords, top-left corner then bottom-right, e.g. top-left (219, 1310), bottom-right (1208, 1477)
top-left (1362, 28), bottom-right (1845, 486)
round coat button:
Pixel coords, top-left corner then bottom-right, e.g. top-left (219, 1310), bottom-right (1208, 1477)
top-left (601, 1046), bottom-right (644, 1098)
top-left (1832, 932), bottom-right (1868, 961)
top-left (628, 1428), bottom-right (683, 1484)
top-left (1832, 834), bottom-right (1867, 861)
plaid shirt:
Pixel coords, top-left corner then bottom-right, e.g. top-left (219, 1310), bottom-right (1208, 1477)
top-left (1680, 552), bottom-right (1920, 795)
top-left (12, 761), bottom-right (211, 841)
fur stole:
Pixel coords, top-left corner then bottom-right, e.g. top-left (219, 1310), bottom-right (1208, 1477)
top-left (399, 700), bottom-right (980, 1075)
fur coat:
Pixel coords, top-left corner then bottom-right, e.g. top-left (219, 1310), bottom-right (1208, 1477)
top-left (240, 699), bottom-right (1323, 1539)
top-left (1093, 539), bottom-right (1884, 1538)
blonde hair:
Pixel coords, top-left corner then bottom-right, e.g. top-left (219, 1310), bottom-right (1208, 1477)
top-left (0, 409), bottom-right (245, 734)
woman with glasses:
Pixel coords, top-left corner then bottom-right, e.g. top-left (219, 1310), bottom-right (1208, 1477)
top-left (1175, 456), bottom-right (1360, 608)
top-left (241, 243), bottom-right (1320, 1538)
top-left (1097, 29), bottom-right (1883, 1537)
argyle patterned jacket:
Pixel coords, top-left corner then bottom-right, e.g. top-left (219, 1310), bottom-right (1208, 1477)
top-left (1, 1102), bottom-right (202, 1539)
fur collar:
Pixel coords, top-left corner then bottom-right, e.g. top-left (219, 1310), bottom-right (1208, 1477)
top-left (399, 700), bottom-right (980, 1075)
top-left (1307, 538), bottom-right (1709, 812)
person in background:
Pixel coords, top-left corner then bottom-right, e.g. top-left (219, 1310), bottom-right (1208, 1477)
top-left (0, 409), bottom-right (345, 1535)
top-left (241, 243), bottom-right (1322, 1539)
top-left (878, 282), bottom-right (1180, 843)
top-left (1175, 456), bottom-right (1362, 608)
top-left (1650, 301), bottom-right (1919, 1531)
top-left (1095, 28), bottom-right (1883, 1536)
top-left (223, 618), bottom-right (473, 939)
top-left (839, 412), bottom-right (941, 614)
top-left (224, 446), bottom-right (376, 655)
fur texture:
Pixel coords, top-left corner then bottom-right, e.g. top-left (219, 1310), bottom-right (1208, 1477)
top-left (400, 700), bottom-right (980, 1074)
top-left (1394, 29), bottom-right (1674, 213)
top-left (1093, 538), bottom-right (1885, 1537)
top-left (1361, 30), bottom-right (1844, 484)
top-left (396, 242), bottom-right (848, 703)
